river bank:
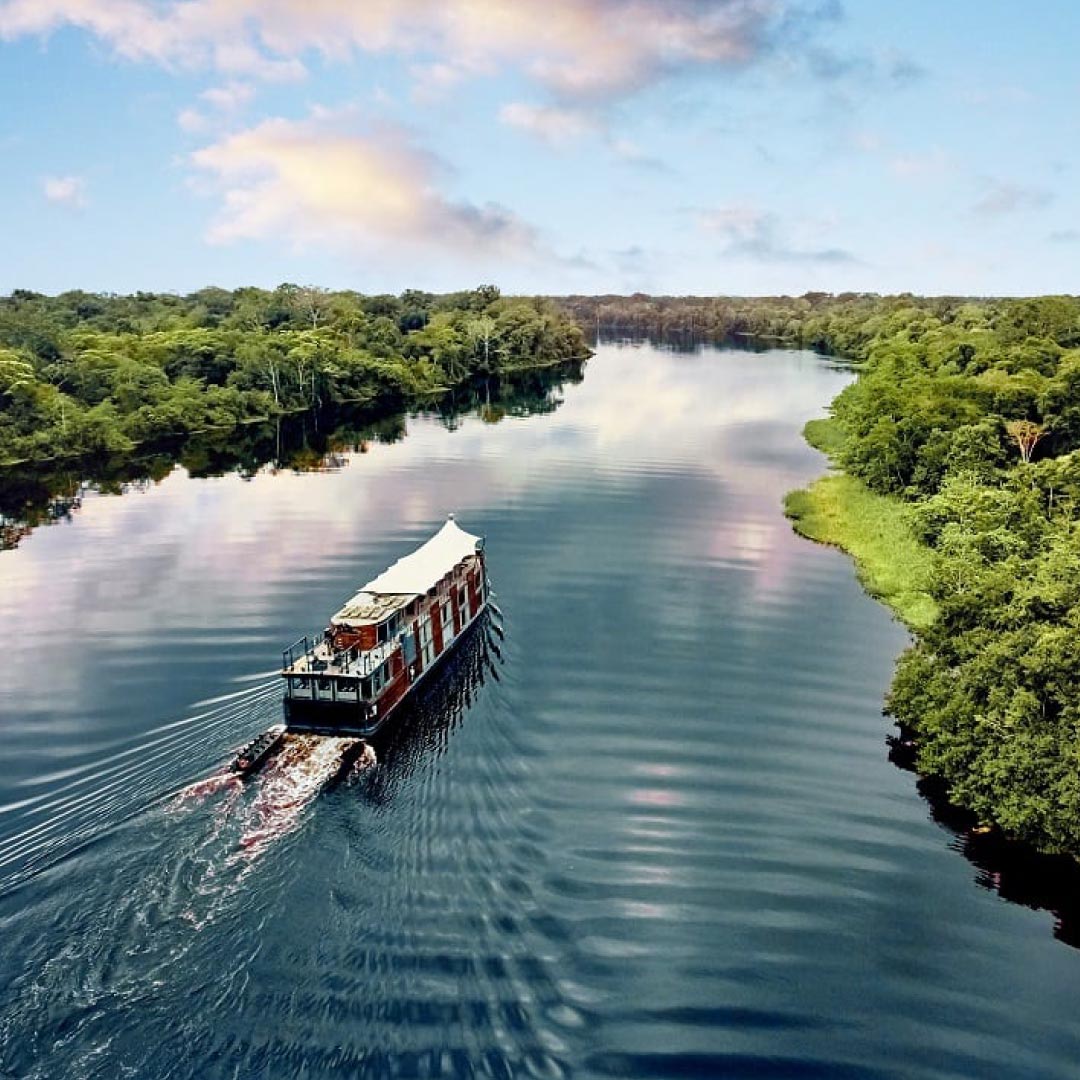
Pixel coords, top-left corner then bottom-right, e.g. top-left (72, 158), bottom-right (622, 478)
top-left (784, 418), bottom-right (938, 632)
top-left (771, 295), bottom-right (1080, 860)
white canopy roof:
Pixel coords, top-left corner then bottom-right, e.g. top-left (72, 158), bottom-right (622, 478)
top-left (358, 516), bottom-right (482, 598)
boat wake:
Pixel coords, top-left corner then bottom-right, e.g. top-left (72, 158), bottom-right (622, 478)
top-left (173, 772), bottom-right (244, 803)
top-left (0, 679), bottom-right (282, 896)
top-left (231, 734), bottom-right (362, 861)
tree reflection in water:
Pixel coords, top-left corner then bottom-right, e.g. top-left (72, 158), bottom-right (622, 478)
top-left (889, 729), bottom-right (1080, 949)
top-left (0, 360), bottom-right (584, 551)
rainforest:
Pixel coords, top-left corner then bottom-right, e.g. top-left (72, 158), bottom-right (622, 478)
top-left (0, 285), bottom-right (588, 466)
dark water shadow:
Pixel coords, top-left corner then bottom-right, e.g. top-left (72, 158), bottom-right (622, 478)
top-left (360, 612), bottom-right (503, 807)
top-left (888, 727), bottom-right (1080, 949)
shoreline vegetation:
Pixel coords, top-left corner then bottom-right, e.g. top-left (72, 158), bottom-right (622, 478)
top-left (0, 285), bottom-right (588, 469)
top-left (561, 292), bottom-right (1080, 859)
top-left (784, 418), bottom-right (939, 633)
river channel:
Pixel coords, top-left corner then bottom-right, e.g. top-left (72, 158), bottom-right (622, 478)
top-left (1, 342), bottom-right (1079, 1079)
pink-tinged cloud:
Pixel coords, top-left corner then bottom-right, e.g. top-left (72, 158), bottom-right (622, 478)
top-left (177, 107), bottom-right (207, 133)
top-left (200, 80), bottom-right (255, 111)
top-left (0, 0), bottom-right (830, 99)
top-left (190, 114), bottom-right (539, 259)
top-left (42, 174), bottom-right (86, 206)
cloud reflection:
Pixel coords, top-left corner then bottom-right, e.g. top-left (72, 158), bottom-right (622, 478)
top-left (0, 344), bottom-right (849, 706)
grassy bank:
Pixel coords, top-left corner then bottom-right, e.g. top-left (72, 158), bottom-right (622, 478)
top-left (785, 419), bottom-right (938, 632)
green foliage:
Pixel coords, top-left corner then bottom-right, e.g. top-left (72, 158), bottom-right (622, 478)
top-left (749, 291), bottom-right (1080, 855)
top-left (784, 473), bottom-right (938, 632)
top-left (0, 286), bottom-right (588, 464)
top-left (802, 417), bottom-right (846, 457)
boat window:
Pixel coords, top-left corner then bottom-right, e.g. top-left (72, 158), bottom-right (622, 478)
top-left (360, 677), bottom-right (372, 698)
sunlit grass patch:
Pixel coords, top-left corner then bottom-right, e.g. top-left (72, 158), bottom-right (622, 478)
top-left (785, 462), bottom-right (938, 633)
top-left (803, 417), bottom-right (846, 457)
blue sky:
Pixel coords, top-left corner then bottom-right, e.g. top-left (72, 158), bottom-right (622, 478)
top-left (0, 0), bottom-right (1077, 296)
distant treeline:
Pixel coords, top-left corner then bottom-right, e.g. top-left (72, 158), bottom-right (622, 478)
top-left (555, 290), bottom-right (1077, 354)
top-left (0, 285), bottom-right (588, 465)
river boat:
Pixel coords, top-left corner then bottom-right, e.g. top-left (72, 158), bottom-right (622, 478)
top-left (231, 725), bottom-right (286, 775)
top-left (280, 515), bottom-right (489, 735)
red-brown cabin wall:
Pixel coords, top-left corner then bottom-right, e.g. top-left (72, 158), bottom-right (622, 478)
top-left (450, 583), bottom-right (463, 635)
top-left (377, 668), bottom-right (410, 715)
top-left (466, 568), bottom-right (480, 613)
top-left (432, 598), bottom-right (445, 655)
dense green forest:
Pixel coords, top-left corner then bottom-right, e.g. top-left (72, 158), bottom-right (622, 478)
top-left (564, 291), bottom-right (1080, 857)
top-left (0, 285), bottom-right (588, 465)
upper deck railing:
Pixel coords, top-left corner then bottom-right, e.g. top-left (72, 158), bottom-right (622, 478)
top-left (282, 633), bottom-right (392, 678)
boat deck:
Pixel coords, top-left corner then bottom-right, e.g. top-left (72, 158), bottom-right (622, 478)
top-left (283, 635), bottom-right (396, 679)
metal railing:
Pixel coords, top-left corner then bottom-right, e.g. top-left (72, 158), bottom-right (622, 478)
top-left (282, 632), bottom-right (390, 679)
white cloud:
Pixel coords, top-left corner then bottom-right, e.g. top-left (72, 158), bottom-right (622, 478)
top-left (179, 82), bottom-right (255, 133)
top-left (888, 148), bottom-right (951, 180)
top-left (42, 174), bottom-right (86, 207)
top-left (177, 107), bottom-right (208, 133)
top-left (190, 112), bottom-right (540, 261)
top-left (851, 130), bottom-right (883, 153)
top-left (200, 80), bottom-right (255, 112)
top-left (0, 0), bottom-right (838, 100)
top-left (973, 182), bottom-right (1053, 218)
top-left (499, 102), bottom-right (597, 145)
top-left (498, 105), bottom-right (671, 173)
top-left (700, 203), bottom-right (769, 241)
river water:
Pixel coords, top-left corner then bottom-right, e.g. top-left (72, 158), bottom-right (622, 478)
top-left (1, 343), bottom-right (1079, 1079)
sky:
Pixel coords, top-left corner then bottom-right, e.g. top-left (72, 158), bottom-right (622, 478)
top-left (0, 0), bottom-right (1077, 297)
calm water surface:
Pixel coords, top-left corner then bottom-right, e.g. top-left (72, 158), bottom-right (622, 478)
top-left (2, 343), bottom-right (1079, 1079)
